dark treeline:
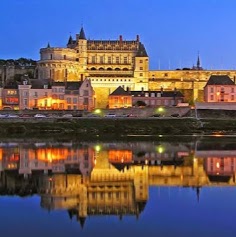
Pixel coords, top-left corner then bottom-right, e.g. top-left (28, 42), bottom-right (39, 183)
top-left (0, 58), bottom-right (37, 66)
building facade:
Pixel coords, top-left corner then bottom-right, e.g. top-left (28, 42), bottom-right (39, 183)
top-left (37, 27), bottom-right (149, 108)
top-left (108, 86), bottom-right (184, 109)
top-left (204, 75), bottom-right (236, 102)
top-left (1, 78), bottom-right (95, 111)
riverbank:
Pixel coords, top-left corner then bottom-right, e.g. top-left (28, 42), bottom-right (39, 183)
top-left (0, 117), bottom-right (236, 138)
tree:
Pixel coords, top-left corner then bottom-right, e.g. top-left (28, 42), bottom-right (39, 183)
top-left (134, 100), bottom-right (146, 107)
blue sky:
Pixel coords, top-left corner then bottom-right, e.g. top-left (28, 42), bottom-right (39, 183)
top-left (1, 0), bottom-right (236, 70)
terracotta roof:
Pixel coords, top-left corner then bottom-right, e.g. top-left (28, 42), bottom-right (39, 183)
top-left (205, 75), bottom-right (235, 86)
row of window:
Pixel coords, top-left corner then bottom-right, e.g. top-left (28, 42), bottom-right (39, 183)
top-left (91, 78), bottom-right (132, 82)
top-left (90, 192), bottom-right (128, 200)
top-left (210, 95), bottom-right (235, 101)
top-left (89, 55), bottom-right (132, 64)
top-left (210, 87), bottom-right (235, 93)
top-left (89, 44), bottom-right (137, 50)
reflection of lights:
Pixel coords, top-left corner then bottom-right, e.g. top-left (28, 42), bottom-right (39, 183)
top-left (216, 162), bottom-right (220, 168)
top-left (145, 159), bottom-right (148, 165)
top-left (94, 159), bottom-right (97, 165)
top-left (213, 133), bottom-right (223, 137)
top-left (121, 158), bottom-right (124, 163)
top-left (95, 145), bottom-right (101, 152)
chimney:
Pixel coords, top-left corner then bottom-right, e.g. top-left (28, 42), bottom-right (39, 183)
top-left (161, 87), bottom-right (163, 95)
top-left (136, 35), bottom-right (140, 42)
top-left (174, 87), bottom-right (177, 95)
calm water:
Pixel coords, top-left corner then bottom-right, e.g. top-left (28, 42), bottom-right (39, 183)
top-left (0, 137), bottom-right (236, 237)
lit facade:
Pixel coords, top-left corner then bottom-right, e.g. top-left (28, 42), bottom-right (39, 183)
top-left (108, 86), bottom-right (184, 108)
top-left (37, 27), bottom-right (149, 108)
top-left (204, 75), bottom-right (236, 102)
top-left (2, 77), bottom-right (95, 111)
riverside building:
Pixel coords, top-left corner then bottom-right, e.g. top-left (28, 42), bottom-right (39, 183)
top-left (36, 27), bottom-right (236, 108)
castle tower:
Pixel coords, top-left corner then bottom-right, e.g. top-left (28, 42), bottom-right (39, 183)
top-left (76, 27), bottom-right (88, 81)
top-left (133, 36), bottom-right (149, 90)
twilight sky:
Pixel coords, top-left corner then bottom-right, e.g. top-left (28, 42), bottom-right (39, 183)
top-left (1, 0), bottom-right (236, 70)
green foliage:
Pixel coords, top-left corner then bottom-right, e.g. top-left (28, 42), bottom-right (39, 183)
top-left (0, 58), bottom-right (36, 66)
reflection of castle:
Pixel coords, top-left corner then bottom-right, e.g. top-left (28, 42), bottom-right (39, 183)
top-left (195, 140), bottom-right (236, 183)
top-left (1, 140), bottom-right (236, 225)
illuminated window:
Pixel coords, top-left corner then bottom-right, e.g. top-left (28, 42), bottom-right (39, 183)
top-left (140, 67), bottom-right (143, 70)
top-left (116, 57), bottom-right (119, 64)
top-left (92, 56), bottom-right (95, 63)
top-left (124, 57), bottom-right (128, 64)
top-left (210, 87), bottom-right (214, 93)
top-left (108, 56), bottom-right (111, 64)
top-left (7, 90), bottom-right (17, 95)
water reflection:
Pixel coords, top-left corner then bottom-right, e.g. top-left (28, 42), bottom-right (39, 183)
top-left (1, 138), bottom-right (236, 227)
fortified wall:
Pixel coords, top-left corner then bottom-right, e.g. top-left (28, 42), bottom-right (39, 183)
top-left (148, 70), bottom-right (236, 104)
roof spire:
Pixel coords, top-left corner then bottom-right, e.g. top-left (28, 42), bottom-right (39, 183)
top-left (79, 26), bottom-right (86, 40)
top-left (47, 42), bottom-right (51, 48)
top-left (67, 35), bottom-right (73, 45)
top-left (197, 51), bottom-right (200, 68)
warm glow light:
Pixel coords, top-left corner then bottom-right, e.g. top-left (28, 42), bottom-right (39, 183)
top-left (95, 145), bottom-right (101, 152)
top-left (216, 92), bottom-right (220, 96)
top-left (158, 107), bottom-right (164, 112)
top-left (94, 109), bottom-right (101, 114)
top-left (156, 145), bottom-right (164, 153)
top-left (216, 162), bottom-right (220, 168)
